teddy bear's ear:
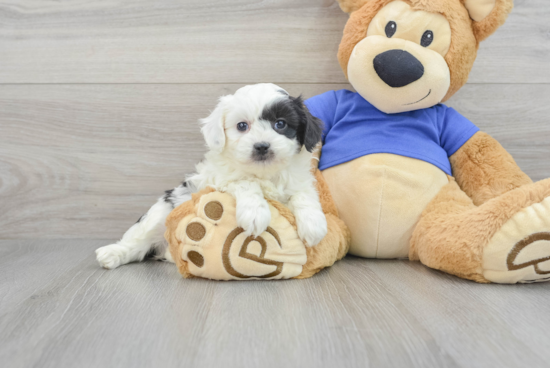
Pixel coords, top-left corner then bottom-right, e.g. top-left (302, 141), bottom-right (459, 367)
top-left (336, 0), bottom-right (371, 14)
top-left (464, 0), bottom-right (514, 42)
top-left (464, 0), bottom-right (496, 21)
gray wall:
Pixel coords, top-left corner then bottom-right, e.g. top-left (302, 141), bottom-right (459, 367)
top-left (1, 0), bottom-right (549, 239)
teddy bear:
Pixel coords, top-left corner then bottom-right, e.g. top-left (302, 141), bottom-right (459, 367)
top-left (303, 0), bottom-right (550, 283)
top-left (166, 0), bottom-right (550, 283)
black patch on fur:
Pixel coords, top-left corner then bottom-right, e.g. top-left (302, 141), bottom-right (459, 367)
top-left (298, 98), bottom-right (324, 152)
top-left (260, 95), bottom-right (324, 152)
top-left (261, 98), bottom-right (300, 140)
top-left (145, 248), bottom-right (157, 259)
top-left (136, 214), bottom-right (146, 224)
top-left (164, 189), bottom-right (174, 199)
top-left (183, 180), bottom-right (197, 193)
top-left (163, 189), bottom-right (176, 209)
top-left (163, 181), bottom-right (194, 209)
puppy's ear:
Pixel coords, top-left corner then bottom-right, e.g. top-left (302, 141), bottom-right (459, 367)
top-left (303, 110), bottom-right (324, 153)
top-left (292, 96), bottom-right (324, 153)
top-left (200, 95), bottom-right (231, 153)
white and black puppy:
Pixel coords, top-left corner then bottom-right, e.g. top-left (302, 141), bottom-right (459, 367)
top-left (96, 83), bottom-right (327, 269)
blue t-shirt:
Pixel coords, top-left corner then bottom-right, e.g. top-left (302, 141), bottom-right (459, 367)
top-left (305, 90), bottom-right (479, 175)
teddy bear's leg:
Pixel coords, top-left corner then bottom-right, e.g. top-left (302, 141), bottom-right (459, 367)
top-left (410, 177), bottom-right (550, 283)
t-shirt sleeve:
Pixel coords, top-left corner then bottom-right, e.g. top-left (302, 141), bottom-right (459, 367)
top-left (304, 91), bottom-right (338, 142)
top-left (438, 106), bottom-right (480, 157)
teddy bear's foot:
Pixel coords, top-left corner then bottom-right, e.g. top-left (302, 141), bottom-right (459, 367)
top-left (483, 197), bottom-right (550, 284)
top-left (168, 190), bottom-right (308, 280)
top-left (410, 177), bottom-right (550, 283)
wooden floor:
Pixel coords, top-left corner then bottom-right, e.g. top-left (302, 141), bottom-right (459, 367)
top-left (1, 239), bottom-right (550, 368)
top-left (2, 0), bottom-right (550, 367)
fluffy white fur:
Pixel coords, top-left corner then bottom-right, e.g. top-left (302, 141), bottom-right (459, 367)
top-left (96, 83), bottom-right (327, 270)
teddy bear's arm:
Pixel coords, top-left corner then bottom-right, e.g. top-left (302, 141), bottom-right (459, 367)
top-left (449, 131), bottom-right (532, 206)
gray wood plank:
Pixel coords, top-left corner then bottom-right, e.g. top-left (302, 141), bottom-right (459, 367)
top-left (366, 260), bottom-right (550, 368)
top-left (1, 240), bottom-right (549, 368)
top-left (0, 239), bottom-right (109, 312)
top-left (0, 0), bottom-right (548, 84)
top-left (1, 83), bottom-right (549, 239)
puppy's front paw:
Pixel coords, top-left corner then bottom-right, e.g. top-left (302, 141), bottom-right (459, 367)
top-left (295, 209), bottom-right (327, 247)
top-left (96, 244), bottom-right (125, 270)
top-left (236, 197), bottom-right (271, 237)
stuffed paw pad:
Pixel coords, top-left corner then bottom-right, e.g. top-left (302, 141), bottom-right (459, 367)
top-left (182, 201), bottom-right (224, 268)
top-left (483, 197), bottom-right (550, 283)
top-left (173, 191), bottom-right (307, 280)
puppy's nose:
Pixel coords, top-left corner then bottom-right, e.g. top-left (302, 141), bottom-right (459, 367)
top-left (373, 50), bottom-right (424, 88)
top-left (253, 142), bottom-right (270, 155)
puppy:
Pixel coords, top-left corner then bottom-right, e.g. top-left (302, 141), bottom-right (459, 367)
top-left (96, 83), bottom-right (327, 269)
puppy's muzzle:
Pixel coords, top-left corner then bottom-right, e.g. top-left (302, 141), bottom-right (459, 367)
top-left (373, 50), bottom-right (424, 88)
top-left (252, 142), bottom-right (273, 162)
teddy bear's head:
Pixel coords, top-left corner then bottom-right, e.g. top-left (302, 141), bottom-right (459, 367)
top-left (337, 0), bottom-right (513, 114)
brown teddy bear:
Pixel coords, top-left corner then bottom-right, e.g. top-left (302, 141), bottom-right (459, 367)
top-left (166, 0), bottom-right (550, 283)
top-left (304, 0), bottom-right (550, 283)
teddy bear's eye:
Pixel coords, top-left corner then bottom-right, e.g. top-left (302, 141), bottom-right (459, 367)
top-left (421, 30), bottom-right (434, 47)
top-left (385, 21), bottom-right (397, 38)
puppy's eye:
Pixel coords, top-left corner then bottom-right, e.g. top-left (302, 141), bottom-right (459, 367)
top-left (385, 21), bottom-right (397, 38)
top-left (274, 120), bottom-right (287, 130)
top-left (236, 122), bottom-right (249, 132)
top-left (421, 30), bottom-right (434, 47)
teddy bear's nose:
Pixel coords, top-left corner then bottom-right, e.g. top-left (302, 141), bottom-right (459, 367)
top-left (373, 50), bottom-right (424, 88)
